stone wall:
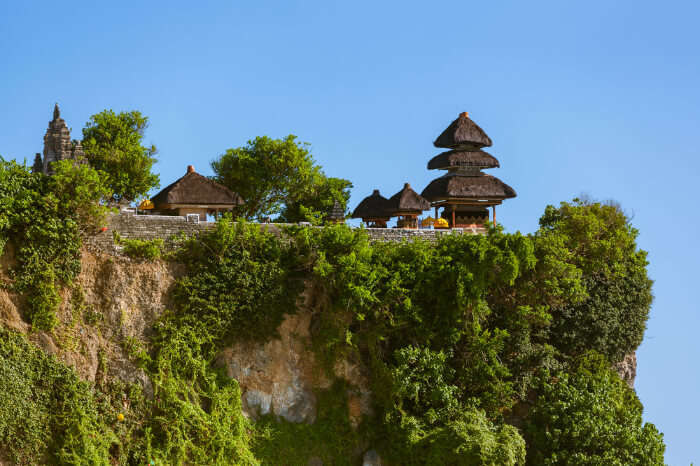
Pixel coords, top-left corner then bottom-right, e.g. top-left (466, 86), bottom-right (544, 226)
top-left (85, 212), bottom-right (214, 253)
top-left (85, 212), bottom-right (485, 254)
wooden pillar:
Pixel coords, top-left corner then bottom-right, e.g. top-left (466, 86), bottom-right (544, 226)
top-left (493, 205), bottom-right (497, 226)
top-left (451, 206), bottom-right (456, 228)
top-left (434, 206), bottom-right (438, 220)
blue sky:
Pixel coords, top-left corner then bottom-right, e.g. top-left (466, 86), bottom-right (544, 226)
top-left (1, 1), bottom-right (699, 463)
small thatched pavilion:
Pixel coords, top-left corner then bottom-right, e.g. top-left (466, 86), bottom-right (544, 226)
top-left (351, 189), bottom-right (392, 228)
top-left (150, 165), bottom-right (243, 221)
top-left (387, 183), bottom-right (430, 229)
top-left (421, 112), bottom-right (516, 228)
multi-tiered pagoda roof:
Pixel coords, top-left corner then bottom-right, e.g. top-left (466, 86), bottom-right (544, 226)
top-left (421, 112), bottom-right (516, 228)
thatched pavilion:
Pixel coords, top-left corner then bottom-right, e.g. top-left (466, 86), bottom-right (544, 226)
top-left (150, 165), bottom-right (243, 221)
top-left (421, 112), bottom-right (516, 228)
top-left (387, 183), bottom-right (430, 229)
top-left (351, 189), bottom-right (392, 228)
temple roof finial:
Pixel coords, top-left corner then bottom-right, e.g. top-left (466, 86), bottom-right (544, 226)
top-left (53, 103), bottom-right (60, 120)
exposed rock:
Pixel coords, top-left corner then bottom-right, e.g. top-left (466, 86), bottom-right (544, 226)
top-left (218, 311), bottom-right (321, 423)
top-left (363, 449), bottom-right (382, 466)
top-left (614, 352), bottom-right (637, 388)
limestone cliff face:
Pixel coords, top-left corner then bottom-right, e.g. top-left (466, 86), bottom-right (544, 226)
top-left (0, 248), bottom-right (635, 436)
top-left (0, 249), bottom-right (372, 427)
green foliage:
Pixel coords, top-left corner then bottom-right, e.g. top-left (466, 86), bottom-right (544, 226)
top-left (252, 381), bottom-right (362, 464)
top-left (170, 217), bottom-right (303, 346)
top-left (49, 159), bottom-right (110, 234)
top-left (113, 232), bottom-right (164, 260)
top-left (82, 109), bottom-right (160, 203)
top-left (0, 190), bottom-right (664, 464)
top-left (0, 158), bottom-right (105, 330)
top-left (211, 135), bottom-right (352, 223)
top-left (524, 352), bottom-right (665, 465)
top-left (0, 326), bottom-right (117, 464)
top-left (279, 174), bottom-right (353, 225)
top-left (537, 199), bottom-right (653, 361)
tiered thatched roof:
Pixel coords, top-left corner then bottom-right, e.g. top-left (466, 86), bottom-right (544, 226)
top-left (387, 183), bottom-right (430, 214)
top-left (151, 166), bottom-right (243, 206)
top-left (427, 149), bottom-right (500, 170)
top-left (351, 190), bottom-right (391, 219)
top-left (433, 112), bottom-right (492, 149)
top-left (421, 173), bottom-right (516, 201)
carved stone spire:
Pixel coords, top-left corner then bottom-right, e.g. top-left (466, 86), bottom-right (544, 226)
top-left (42, 103), bottom-right (73, 174)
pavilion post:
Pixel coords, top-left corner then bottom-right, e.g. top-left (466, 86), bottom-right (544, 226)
top-left (493, 205), bottom-right (497, 226)
top-left (451, 207), bottom-right (456, 228)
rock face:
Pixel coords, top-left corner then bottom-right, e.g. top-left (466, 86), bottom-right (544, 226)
top-left (218, 311), bottom-right (320, 423)
top-left (614, 352), bottom-right (637, 388)
top-left (363, 449), bottom-right (383, 466)
top-left (1, 249), bottom-right (373, 427)
top-left (0, 250), bottom-right (180, 394)
top-left (217, 309), bottom-right (372, 425)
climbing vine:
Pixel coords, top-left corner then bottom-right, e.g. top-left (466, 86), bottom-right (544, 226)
top-left (0, 172), bottom-right (665, 464)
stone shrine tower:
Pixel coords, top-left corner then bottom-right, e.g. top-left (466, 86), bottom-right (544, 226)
top-left (35, 103), bottom-right (85, 174)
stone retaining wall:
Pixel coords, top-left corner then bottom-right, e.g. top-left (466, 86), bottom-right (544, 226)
top-left (85, 212), bottom-right (485, 254)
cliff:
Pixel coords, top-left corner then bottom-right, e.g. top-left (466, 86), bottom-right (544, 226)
top-left (0, 202), bottom-right (663, 465)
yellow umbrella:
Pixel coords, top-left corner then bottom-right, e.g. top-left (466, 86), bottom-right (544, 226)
top-left (139, 199), bottom-right (154, 210)
top-left (421, 216), bottom-right (435, 227)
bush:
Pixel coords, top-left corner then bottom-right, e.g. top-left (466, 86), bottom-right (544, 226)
top-left (524, 352), bottom-right (665, 465)
top-left (537, 199), bottom-right (652, 361)
top-left (114, 233), bottom-right (164, 260)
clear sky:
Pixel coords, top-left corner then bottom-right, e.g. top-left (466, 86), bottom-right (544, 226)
top-left (2, 1), bottom-right (699, 463)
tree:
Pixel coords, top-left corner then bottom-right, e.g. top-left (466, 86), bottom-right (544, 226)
top-left (48, 159), bottom-right (109, 234)
top-left (82, 110), bottom-right (160, 203)
top-left (536, 199), bottom-right (653, 362)
top-left (210, 135), bottom-right (351, 222)
top-left (279, 175), bottom-right (352, 224)
top-left (524, 352), bottom-right (665, 465)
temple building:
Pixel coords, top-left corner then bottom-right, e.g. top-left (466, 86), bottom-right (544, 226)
top-left (33, 104), bottom-right (86, 175)
top-left (387, 183), bottom-right (430, 229)
top-left (351, 189), bottom-right (392, 228)
top-left (150, 165), bottom-right (243, 221)
top-left (421, 112), bottom-right (516, 228)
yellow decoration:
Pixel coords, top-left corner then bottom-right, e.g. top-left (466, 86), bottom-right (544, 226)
top-left (421, 216), bottom-right (435, 227)
top-left (139, 199), bottom-right (154, 210)
top-left (434, 218), bottom-right (449, 229)
top-left (117, 413), bottom-right (125, 422)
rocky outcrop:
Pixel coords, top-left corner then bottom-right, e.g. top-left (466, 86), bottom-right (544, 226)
top-left (0, 250), bottom-right (180, 394)
top-left (217, 308), bottom-right (372, 425)
top-left (1, 249), bottom-right (373, 427)
top-left (614, 352), bottom-right (637, 388)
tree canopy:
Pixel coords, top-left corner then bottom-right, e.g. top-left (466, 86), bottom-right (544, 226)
top-left (82, 110), bottom-right (160, 204)
top-left (210, 135), bottom-right (352, 223)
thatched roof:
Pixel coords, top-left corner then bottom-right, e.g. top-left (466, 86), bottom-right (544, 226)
top-left (388, 183), bottom-right (431, 214)
top-left (427, 149), bottom-right (500, 170)
top-left (351, 189), bottom-right (392, 219)
top-left (151, 165), bottom-right (243, 206)
top-left (433, 112), bottom-right (492, 149)
top-left (421, 174), bottom-right (516, 201)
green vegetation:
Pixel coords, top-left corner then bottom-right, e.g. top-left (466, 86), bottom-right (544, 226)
top-left (0, 158), bottom-right (106, 330)
top-left (524, 352), bottom-right (665, 465)
top-left (113, 232), bottom-right (164, 260)
top-left (211, 135), bottom-right (352, 223)
top-left (0, 326), bottom-right (116, 464)
top-left (0, 159), bottom-right (664, 465)
top-left (82, 110), bottom-right (160, 204)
